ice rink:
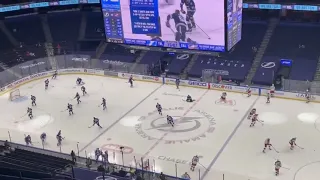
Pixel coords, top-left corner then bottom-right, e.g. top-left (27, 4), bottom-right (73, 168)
top-left (0, 75), bottom-right (320, 180)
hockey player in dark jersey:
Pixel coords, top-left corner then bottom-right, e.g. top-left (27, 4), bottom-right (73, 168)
top-left (180, 0), bottom-right (196, 31)
top-left (166, 10), bottom-right (188, 42)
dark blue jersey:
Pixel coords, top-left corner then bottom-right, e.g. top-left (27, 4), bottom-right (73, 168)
top-left (180, 0), bottom-right (196, 11)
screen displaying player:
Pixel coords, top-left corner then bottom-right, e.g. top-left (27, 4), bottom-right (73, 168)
top-left (101, 0), bottom-right (225, 51)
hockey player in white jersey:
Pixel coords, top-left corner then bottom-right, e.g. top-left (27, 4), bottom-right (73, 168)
top-left (266, 92), bottom-right (271, 103)
top-left (246, 86), bottom-right (251, 97)
top-left (167, 115), bottom-right (174, 127)
top-left (263, 138), bottom-right (272, 153)
top-left (190, 155), bottom-right (199, 171)
top-left (220, 92), bottom-right (227, 101)
top-left (274, 159), bottom-right (282, 176)
top-left (289, 137), bottom-right (299, 150)
top-left (270, 84), bottom-right (275, 97)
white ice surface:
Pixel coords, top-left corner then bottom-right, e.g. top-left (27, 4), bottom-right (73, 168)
top-left (0, 75), bottom-right (320, 180)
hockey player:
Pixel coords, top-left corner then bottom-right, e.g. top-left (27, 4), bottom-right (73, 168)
top-left (220, 92), bottom-right (227, 101)
top-left (190, 155), bottom-right (199, 171)
top-left (247, 108), bottom-right (256, 120)
top-left (27, 107), bottom-right (33, 119)
top-left (167, 115), bottom-right (174, 127)
top-left (103, 150), bottom-right (109, 163)
top-left (31, 95), bottom-right (36, 106)
top-left (246, 86), bottom-right (251, 97)
top-left (25, 135), bottom-right (32, 146)
top-left (81, 86), bottom-right (87, 96)
top-left (128, 75), bottom-right (134, 88)
top-left (95, 148), bottom-right (102, 161)
top-left (250, 114), bottom-right (259, 127)
top-left (263, 138), bottom-right (272, 153)
top-left (40, 132), bottom-right (46, 144)
top-left (289, 137), bottom-right (297, 150)
top-left (101, 98), bottom-right (107, 110)
top-left (52, 70), bottom-right (58, 79)
top-left (181, 172), bottom-right (191, 179)
top-left (270, 84), bottom-right (275, 97)
top-left (56, 130), bottom-right (63, 146)
top-left (67, 103), bottom-right (73, 115)
top-left (186, 95), bottom-right (194, 102)
top-left (76, 77), bottom-right (84, 85)
top-left (74, 92), bottom-right (81, 104)
top-left (45, 79), bottom-right (49, 90)
top-left (180, 0), bottom-right (196, 31)
top-left (92, 117), bottom-right (102, 128)
top-left (166, 10), bottom-right (188, 42)
top-left (306, 90), bottom-right (311, 103)
top-left (156, 103), bottom-right (162, 115)
top-left (176, 78), bottom-right (180, 90)
top-left (274, 159), bottom-right (282, 176)
top-left (266, 92), bottom-right (271, 103)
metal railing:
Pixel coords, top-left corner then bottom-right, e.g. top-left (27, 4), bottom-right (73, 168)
top-left (283, 79), bottom-right (320, 95)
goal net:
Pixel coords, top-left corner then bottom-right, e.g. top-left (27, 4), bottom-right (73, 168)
top-left (9, 89), bottom-right (21, 101)
top-left (202, 69), bottom-right (229, 83)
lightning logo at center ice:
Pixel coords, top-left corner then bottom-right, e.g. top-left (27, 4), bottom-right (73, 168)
top-left (146, 116), bottom-right (202, 133)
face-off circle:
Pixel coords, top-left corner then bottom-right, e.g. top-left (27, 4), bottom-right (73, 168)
top-left (215, 99), bottom-right (236, 106)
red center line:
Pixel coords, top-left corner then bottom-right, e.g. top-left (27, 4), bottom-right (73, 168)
top-left (142, 89), bottom-right (210, 158)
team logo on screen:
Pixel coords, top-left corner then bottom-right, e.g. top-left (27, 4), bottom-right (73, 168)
top-left (135, 107), bottom-right (215, 144)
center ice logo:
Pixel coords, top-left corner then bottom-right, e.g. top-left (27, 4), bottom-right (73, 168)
top-left (135, 107), bottom-right (216, 144)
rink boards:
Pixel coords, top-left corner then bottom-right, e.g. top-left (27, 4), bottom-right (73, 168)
top-left (0, 68), bottom-right (317, 103)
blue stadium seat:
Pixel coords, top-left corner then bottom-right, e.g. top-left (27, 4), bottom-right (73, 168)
top-left (48, 12), bottom-right (82, 41)
top-left (4, 15), bottom-right (45, 44)
top-left (85, 12), bottom-right (105, 39)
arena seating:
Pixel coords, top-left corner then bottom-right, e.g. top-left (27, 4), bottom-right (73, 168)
top-left (166, 54), bottom-right (193, 76)
top-left (4, 15), bottom-right (45, 44)
top-left (48, 12), bottom-right (82, 42)
top-left (85, 12), bottom-right (105, 39)
top-left (264, 23), bottom-right (320, 60)
top-left (0, 30), bottom-right (13, 51)
top-left (0, 145), bottom-right (73, 180)
top-left (252, 57), bottom-right (280, 85)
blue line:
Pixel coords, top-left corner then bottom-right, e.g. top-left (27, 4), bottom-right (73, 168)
top-left (200, 97), bottom-right (260, 180)
top-left (79, 84), bottom-right (163, 152)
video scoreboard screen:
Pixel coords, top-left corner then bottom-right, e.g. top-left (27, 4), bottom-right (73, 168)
top-left (101, 0), bottom-right (242, 52)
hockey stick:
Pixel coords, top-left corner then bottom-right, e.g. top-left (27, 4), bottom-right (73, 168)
top-left (271, 145), bottom-right (279, 153)
top-left (296, 145), bottom-right (304, 149)
top-left (282, 167), bottom-right (291, 170)
top-left (198, 162), bottom-right (208, 170)
top-left (257, 120), bottom-right (264, 126)
top-left (88, 124), bottom-right (94, 128)
top-left (194, 22), bottom-right (211, 39)
top-left (60, 109), bottom-right (68, 112)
